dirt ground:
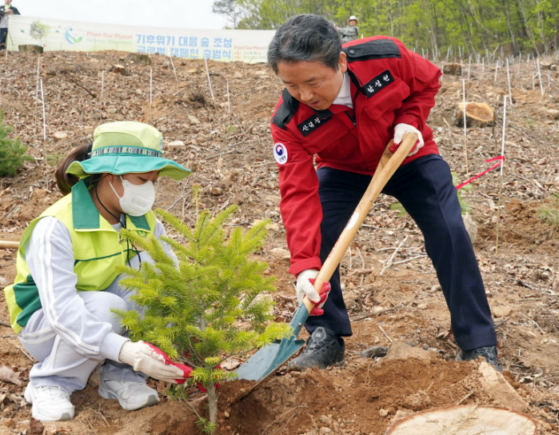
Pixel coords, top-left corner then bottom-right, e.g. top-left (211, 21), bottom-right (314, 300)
top-left (1, 50), bottom-right (559, 434)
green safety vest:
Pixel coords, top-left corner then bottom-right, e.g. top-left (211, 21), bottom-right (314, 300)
top-left (3, 179), bottom-right (156, 334)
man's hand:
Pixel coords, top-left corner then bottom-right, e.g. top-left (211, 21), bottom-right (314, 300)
top-left (4, 9), bottom-right (13, 14)
top-left (119, 341), bottom-right (192, 383)
top-left (296, 269), bottom-right (331, 316)
top-left (389, 123), bottom-right (424, 156)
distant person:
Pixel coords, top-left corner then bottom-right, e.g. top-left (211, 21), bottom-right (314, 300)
top-left (338, 15), bottom-right (359, 43)
top-left (0, 0), bottom-right (20, 50)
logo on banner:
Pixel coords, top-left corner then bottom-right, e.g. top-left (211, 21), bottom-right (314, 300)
top-left (64, 28), bottom-right (83, 45)
top-left (273, 143), bottom-right (288, 164)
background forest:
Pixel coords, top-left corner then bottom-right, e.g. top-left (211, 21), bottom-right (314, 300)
top-left (212, 0), bottom-right (559, 57)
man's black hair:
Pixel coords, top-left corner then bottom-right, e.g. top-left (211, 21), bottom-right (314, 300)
top-left (268, 14), bottom-right (342, 74)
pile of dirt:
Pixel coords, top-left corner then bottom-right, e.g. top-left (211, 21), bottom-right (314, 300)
top-left (1, 50), bottom-right (559, 434)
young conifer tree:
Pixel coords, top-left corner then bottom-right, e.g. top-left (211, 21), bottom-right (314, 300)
top-left (115, 197), bottom-right (291, 433)
top-left (0, 111), bottom-right (33, 177)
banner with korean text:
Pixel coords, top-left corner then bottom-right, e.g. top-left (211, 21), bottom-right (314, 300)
top-left (7, 16), bottom-right (275, 63)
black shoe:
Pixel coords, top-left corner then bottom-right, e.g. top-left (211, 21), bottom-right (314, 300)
top-left (456, 346), bottom-right (502, 372)
top-left (288, 327), bottom-right (345, 371)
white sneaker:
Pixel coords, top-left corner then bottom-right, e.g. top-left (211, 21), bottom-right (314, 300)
top-left (24, 383), bottom-right (75, 421)
top-left (98, 379), bottom-right (159, 411)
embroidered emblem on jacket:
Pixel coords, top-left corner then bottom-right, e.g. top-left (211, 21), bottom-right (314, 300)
top-left (362, 70), bottom-right (394, 98)
top-left (273, 143), bottom-right (288, 164)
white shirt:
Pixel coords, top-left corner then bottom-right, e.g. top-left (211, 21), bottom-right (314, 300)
top-left (332, 72), bottom-right (353, 109)
top-left (22, 216), bottom-right (175, 362)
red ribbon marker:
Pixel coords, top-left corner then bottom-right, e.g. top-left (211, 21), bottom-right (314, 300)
top-left (455, 156), bottom-right (505, 190)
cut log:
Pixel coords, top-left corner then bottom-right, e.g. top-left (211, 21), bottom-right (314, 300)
top-left (455, 102), bottom-right (494, 127)
top-left (18, 45), bottom-right (43, 54)
top-left (443, 63), bottom-right (462, 75)
top-left (0, 241), bottom-right (19, 249)
top-left (386, 405), bottom-right (539, 435)
top-left (539, 62), bottom-right (554, 70)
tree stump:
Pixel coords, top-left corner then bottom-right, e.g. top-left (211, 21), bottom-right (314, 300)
top-left (455, 102), bottom-right (494, 127)
top-left (110, 64), bottom-right (129, 75)
top-left (18, 45), bottom-right (43, 54)
top-left (386, 405), bottom-right (539, 435)
top-left (443, 63), bottom-right (462, 75)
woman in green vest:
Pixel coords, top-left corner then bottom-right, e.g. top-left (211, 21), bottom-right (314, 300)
top-left (4, 121), bottom-right (192, 421)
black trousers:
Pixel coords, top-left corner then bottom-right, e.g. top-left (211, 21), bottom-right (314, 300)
top-left (0, 28), bottom-right (7, 50)
top-left (305, 154), bottom-right (497, 351)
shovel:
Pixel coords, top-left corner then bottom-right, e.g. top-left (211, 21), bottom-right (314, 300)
top-left (235, 133), bottom-right (418, 381)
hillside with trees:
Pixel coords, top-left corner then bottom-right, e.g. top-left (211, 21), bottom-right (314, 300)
top-left (213, 0), bottom-right (559, 56)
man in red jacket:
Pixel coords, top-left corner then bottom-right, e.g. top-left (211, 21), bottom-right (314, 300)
top-left (268, 14), bottom-right (501, 372)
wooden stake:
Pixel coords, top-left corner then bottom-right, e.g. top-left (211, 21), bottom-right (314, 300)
top-left (506, 59), bottom-right (513, 105)
top-left (40, 79), bottom-right (47, 141)
top-left (149, 68), bottom-right (153, 123)
top-left (204, 57), bottom-right (216, 106)
top-left (35, 57), bottom-right (41, 100)
top-left (169, 55), bottom-right (179, 86)
top-left (226, 80), bottom-right (231, 114)
top-left (100, 70), bottom-right (105, 100)
top-left (494, 60), bottom-right (499, 82)
top-left (462, 79), bottom-right (469, 175)
top-left (496, 96), bottom-right (507, 255)
top-left (536, 58), bottom-right (544, 96)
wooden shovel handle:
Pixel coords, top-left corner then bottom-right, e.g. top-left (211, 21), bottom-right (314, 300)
top-left (0, 241), bottom-right (19, 249)
top-left (303, 133), bottom-right (418, 313)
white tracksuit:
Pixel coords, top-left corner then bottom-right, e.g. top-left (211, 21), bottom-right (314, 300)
top-left (18, 216), bottom-right (176, 394)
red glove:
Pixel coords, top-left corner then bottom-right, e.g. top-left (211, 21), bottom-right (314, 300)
top-left (145, 343), bottom-right (193, 384)
top-left (308, 279), bottom-right (331, 316)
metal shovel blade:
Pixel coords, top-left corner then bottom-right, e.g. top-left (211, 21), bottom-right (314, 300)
top-left (235, 303), bottom-right (309, 381)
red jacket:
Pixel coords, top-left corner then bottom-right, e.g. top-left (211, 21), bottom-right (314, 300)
top-left (270, 36), bottom-right (442, 276)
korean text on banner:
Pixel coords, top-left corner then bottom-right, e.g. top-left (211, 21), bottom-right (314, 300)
top-left (7, 16), bottom-right (275, 64)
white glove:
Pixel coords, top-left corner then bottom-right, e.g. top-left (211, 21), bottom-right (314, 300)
top-left (296, 269), bottom-right (321, 304)
top-left (393, 123), bottom-right (424, 156)
top-left (119, 341), bottom-right (184, 383)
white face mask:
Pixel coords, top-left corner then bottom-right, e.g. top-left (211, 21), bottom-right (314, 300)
top-left (109, 176), bottom-right (156, 216)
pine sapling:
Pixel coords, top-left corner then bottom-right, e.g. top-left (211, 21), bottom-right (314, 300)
top-left (114, 202), bottom-right (291, 433)
top-left (0, 111), bottom-right (33, 177)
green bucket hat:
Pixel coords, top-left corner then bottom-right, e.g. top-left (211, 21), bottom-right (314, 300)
top-left (66, 121), bottom-right (191, 180)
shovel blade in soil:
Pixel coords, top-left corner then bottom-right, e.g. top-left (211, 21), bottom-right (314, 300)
top-left (235, 304), bottom-right (309, 381)
top-left (235, 337), bottom-right (305, 380)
